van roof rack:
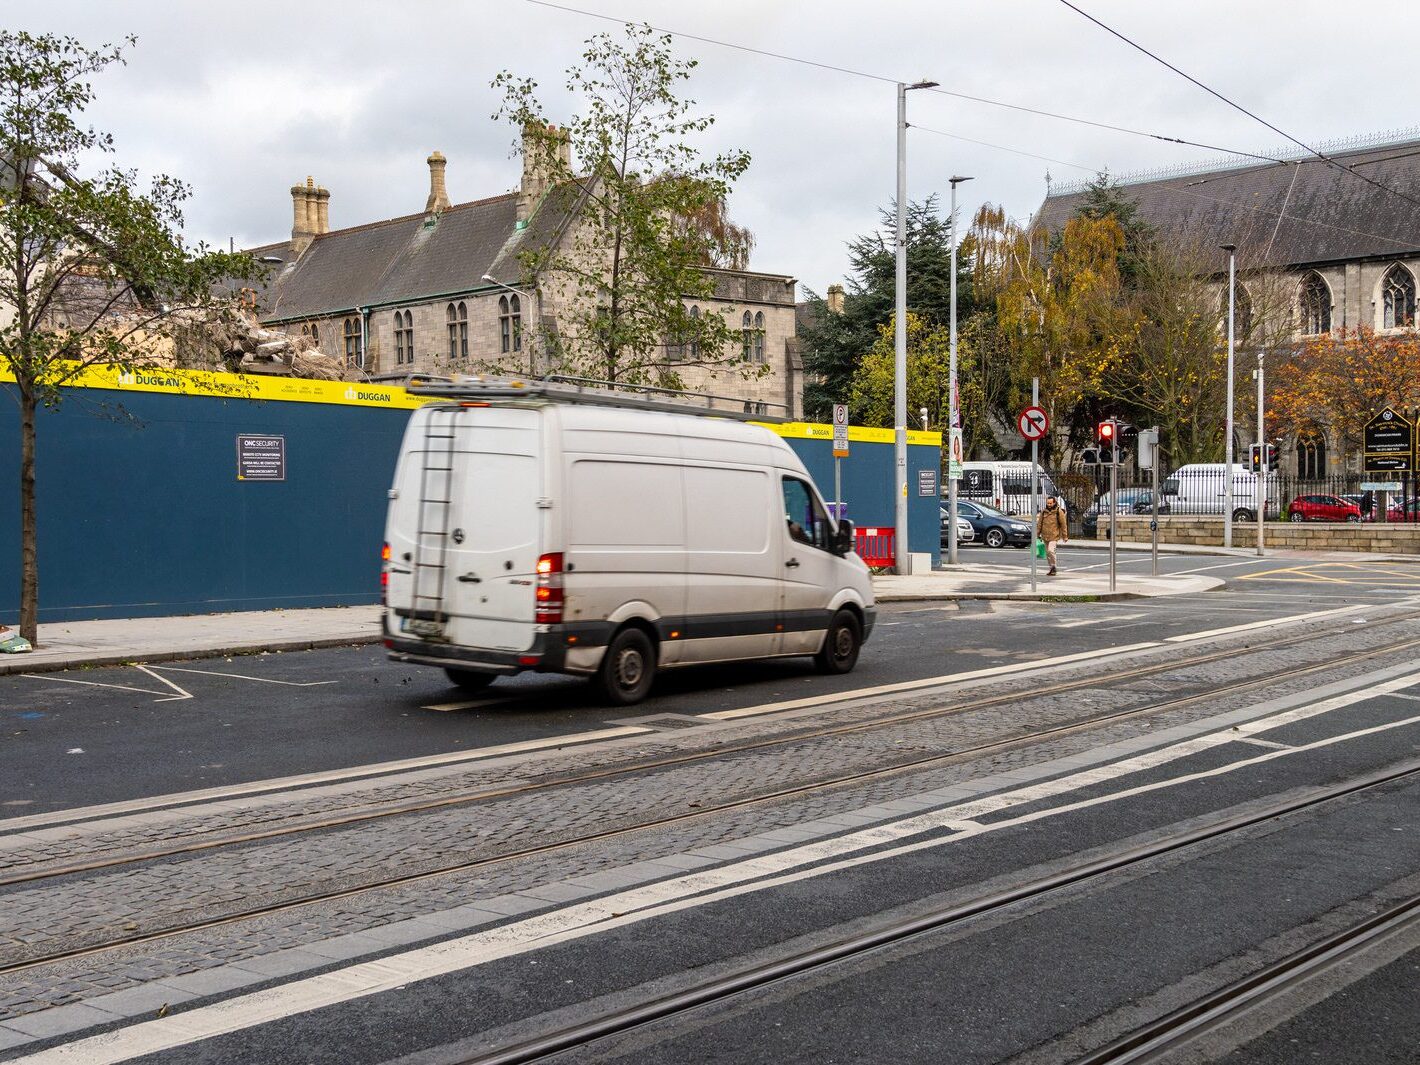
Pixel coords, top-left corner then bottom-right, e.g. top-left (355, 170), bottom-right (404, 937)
top-left (408, 373), bottom-right (788, 423)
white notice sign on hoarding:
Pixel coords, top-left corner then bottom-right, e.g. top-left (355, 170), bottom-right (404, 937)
top-left (832, 403), bottom-right (849, 457)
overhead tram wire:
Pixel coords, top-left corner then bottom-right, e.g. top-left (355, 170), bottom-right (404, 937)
top-left (1057, 0), bottom-right (1420, 215)
top-left (523, 0), bottom-right (1420, 253)
top-left (521, 0), bottom-right (1286, 164)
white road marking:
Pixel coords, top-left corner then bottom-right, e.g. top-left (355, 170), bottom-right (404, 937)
top-left (421, 697), bottom-right (512, 712)
top-left (132, 666), bottom-right (193, 703)
top-left (700, 642), bottom-right (1159, 721)
top-left (18, 674), bottom-right (172, 698)
top-left (149, 666), bottom-right (336, 688)
top-left (1164, 601), bottom-right (1385, 643)
top-left (0, 726), bottom-right (656, 835)
top-left (24, 669), bottom-right (1420, 1065)
top-left (1234, 736), bottom-right (1292, 750)
top-left (1173, 558), bottom-right (1284, 575)
top-left (1055, 611), bottom-right (1147, 629)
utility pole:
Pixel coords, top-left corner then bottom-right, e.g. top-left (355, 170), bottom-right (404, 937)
top-left (893, 80), bottom-right (937, 575)
top-left (1256, 349), bottom-right (1266, 557)
top-left (946, 174), bottom-right (973, 566)
top-left (1029, 377), bottom-right (1040, 594)
top-left (1221, 244), bottom-right (1236, 549)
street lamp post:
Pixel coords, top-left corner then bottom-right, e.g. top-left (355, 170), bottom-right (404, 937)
top-left (1220, 243), bottom-right (1236, 549)
top-left (946, 174), bottom-right (973, 566)
top-left (481, 273), bottom-right (537, 376)
top-left (894, 79), bottom-right (937, 575)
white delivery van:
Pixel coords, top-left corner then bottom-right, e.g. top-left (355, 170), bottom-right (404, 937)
top-left (1160, 463), bottom-right (1279, 520)
top-left (956, 461), bottom-right (1062, 516)
top-left (382, 378), bottom-right (875, 705)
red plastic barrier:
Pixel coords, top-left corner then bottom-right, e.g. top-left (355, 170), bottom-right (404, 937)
top-left (853, 527), bottom-right (895, 568)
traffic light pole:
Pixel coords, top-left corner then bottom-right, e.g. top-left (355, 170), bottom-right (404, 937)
top-left (1109, 444), bottom-right (1118, 593)
top-left (1029, 377), bottom-right (1039, 595)
top-left (1256, 350), bottom-right (1266, 557)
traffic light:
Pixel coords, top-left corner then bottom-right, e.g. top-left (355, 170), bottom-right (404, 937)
top-left (1248, 444), bottom-right (1261, 472)
top-left (1096, 420), bottom-right (1119, 465)
top-left (1080, 446), bottom-right (1100, 465)
top-left (1248, 443), bottom-right (1280, 472)
top-left (1265, 442), bottom-right (1279, 471)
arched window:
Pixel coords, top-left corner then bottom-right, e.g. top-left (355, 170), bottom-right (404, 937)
top-left (447, 302), bottom-right (468, 358)
top-left (688, 305), bottom-right (701, 360)
top-left (1298, 272), bottom-right (1331, 335)
top-left (741, 310), bottom-right (753, 358)
top-left (1296, 432), bottom-right (1326, 480)
top-left (310, 322), bottom-right (319, 346)
top-left (343, 317), bottom-right (363, 368)
top-left (394, 310), bottom-right (414, 365)
top-left (500, 295), bottom-right (522, 354)
top-left (1382, 264), bottom-right (1416, 328)
top-left (753, 311), bottom-right (765, 363)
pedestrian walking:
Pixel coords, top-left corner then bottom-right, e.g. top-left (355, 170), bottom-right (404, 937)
top-left (1037, 495), bottom-right (1069, 576)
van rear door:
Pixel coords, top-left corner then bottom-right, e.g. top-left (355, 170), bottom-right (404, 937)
top-left (388, 405), bottom-right (543, 652)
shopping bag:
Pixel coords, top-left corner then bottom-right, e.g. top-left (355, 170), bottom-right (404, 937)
top-left (1034, 539), bottom-right (1046, 560)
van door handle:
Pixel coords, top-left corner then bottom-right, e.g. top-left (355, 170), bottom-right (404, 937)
top-left (785, 558), bottom-right (800, 569)
top-left (457, 573), bottom-right (481, 583)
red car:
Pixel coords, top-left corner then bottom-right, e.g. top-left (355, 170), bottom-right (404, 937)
top-left (1287, 494), bottom-right (1362, 522)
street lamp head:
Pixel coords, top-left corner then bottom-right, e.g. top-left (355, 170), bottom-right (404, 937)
top-left (906, 80), bottom-right (939, 90)
top-left (1219, 243), bottom-right (1236, 253)
top-left (949, 175), bottom-right (974, 187)
top-left (481, 274), bottom-right (496, 284)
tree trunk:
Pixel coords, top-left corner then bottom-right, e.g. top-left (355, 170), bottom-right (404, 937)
top-left (18, 384), bottom-right (38, 645)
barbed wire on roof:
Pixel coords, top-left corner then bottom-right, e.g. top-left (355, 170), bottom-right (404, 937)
top-left (1049, 126), bottom-right (1420, 196)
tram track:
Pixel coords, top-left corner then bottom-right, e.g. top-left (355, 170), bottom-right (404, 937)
top-left (5, 623), bottom-right (1420, 978)
top-left (5, 610), bottom-right (1420, 892)
top-left (446, 758), bottom-right (1420, 1065)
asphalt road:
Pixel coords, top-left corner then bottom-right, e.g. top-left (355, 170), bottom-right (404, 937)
top-left (5, 556), bottom-right (1415, 815)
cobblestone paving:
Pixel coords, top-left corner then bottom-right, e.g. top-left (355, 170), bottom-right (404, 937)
top-left (2, 617), bottom-right (1417, 1021)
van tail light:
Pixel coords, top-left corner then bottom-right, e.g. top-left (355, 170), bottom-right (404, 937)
top-left (535, 552), bottom-right (564, 624)
top-left (380, 542), bottom-right (391, 604)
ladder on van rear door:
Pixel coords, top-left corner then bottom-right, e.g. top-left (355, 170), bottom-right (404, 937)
top-left (410, 407), bottom-right (459, 620)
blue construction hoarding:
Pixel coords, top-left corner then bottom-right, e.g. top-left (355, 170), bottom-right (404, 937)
top-left (0, 370), bottom-right (941, 621)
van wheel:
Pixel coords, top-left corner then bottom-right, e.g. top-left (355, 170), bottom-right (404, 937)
top-left (1232, 508), bottom-right (1254, 522)
top-left (444, 668), bottom-right (496, 693)
top-left (596, 627), bottom-right (657, 705)
top-left (815, 610), bottom-right (862, 675)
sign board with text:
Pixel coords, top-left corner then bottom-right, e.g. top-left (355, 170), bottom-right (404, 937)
top-left (917, 468), bottom-right (939, 497)
top-left (832, 404), bottom-right (849, 457)
top-left (948, 427), bottom-right (964, 479)
top-left (236, 435), bottom-right (286, 481)
top-left (1363, 407), bottom-right (1414, 473)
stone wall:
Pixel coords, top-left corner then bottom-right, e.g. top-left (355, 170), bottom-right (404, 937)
top-left (1098, 514), bottom-right (1420, 554)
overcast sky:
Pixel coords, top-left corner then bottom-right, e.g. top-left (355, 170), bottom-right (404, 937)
top-left (12, 1), bottom-right (1417, 293)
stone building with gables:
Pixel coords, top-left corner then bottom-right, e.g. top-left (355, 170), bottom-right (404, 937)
top-left (1035, 130), bottom-right (1420, 477)
top-left (246, 138), bottom-right (803, 416)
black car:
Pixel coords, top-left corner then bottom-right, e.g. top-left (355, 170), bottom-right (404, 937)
top-left (948, 500), bottom-right (1033, 548)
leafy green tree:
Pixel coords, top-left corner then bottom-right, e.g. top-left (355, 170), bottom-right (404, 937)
top-left (0, 31), bottom-right (257, 642)
top-left (848, 312), bottom-right (993, 457)
top-left (493, 25), bottom-right (755, 386)
top-left (800, 197), bottom-right (976, 419)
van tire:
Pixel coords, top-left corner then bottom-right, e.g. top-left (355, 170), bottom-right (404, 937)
top-left (444, 668), bottom-right (496, 693)
top-left (1232, 508), bottom-right (1255, 522)
top-left (815, 610), bottom-right (862, 675)
top-left (596, 627), bottom-right (657, 705)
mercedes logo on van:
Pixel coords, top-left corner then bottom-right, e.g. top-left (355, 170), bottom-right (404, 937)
top-left (451, 528), bottom-right (465, 544)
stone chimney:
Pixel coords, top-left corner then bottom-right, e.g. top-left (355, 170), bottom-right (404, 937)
top-left (517, 122), bottom-right (571, 224)
top-left (425, 151), bottom-right (450, 215)
top-left (313, 184), bottom-right (330, 234)
top-left (290, 176), bottom-right (318, 255)
top-left (826, 284), bottom-right (845, 314)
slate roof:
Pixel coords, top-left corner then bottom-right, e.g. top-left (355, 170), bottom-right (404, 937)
top-left (251, 184), bottom-right (581, 322)
top-left (1034, 139), bottom-right (1420, 270)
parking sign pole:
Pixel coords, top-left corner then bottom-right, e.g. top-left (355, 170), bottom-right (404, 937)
top-left (1151, 431), bottom-right (1160, 578)
top-left (1256, 350), bottom-right (1266, 558)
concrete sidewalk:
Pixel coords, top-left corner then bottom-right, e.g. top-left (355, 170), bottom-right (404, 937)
top-left (874, 563), bottom-right (1223, 603)
top-left (0, 606), bottom-right (383, 676)
top-left (1, 561), bottom-right (1221, 675)
top-left (1064, 539), bottom-right (1420, 562)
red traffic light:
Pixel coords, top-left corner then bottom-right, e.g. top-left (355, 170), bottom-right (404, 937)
top-left (1098, 420), bottom-right (1117, 442)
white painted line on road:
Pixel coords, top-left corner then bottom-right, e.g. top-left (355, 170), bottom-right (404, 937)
top-left (700, 642), bottom-right (1160, 721)
top-left (421, 697), bottom-right (511, 712)
top-left (1055, 612), bottom-right (1147, 629)
top-left (18, 674), bottom-right (172, 698)
top-left (132, 666), bottom-right (193, 703)
top-left (1234, 736), bottom-right (1291, 750)
top-left (27, 669), bottom-right (1420, 1065)
top-left (1163, 601), bottom-right (1383, 643)
top-left (149, 665), bottom-right (337, 688)
top-left (1172, 558), bottom-right (1283, 575)
top-left (0, 725), bottom-right (656, 836)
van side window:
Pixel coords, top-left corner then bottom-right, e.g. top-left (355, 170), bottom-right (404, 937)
top-left (781, 477), bottom-right (831, 551)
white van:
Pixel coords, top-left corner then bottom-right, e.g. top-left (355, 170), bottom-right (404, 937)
top-left (381, 378), bottom-right (875, 704)
top-left (956, 461), bottom-right (1061, 516)
top-left (1160, 463), bottom-right (1279, 520)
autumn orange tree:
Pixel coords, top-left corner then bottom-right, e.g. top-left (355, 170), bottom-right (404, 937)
top-left (1269, 328), bottom-right (1420, 453)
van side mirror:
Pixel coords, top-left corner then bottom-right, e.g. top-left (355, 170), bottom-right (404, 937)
top-left (834, 519), bottom-right (855, 556)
